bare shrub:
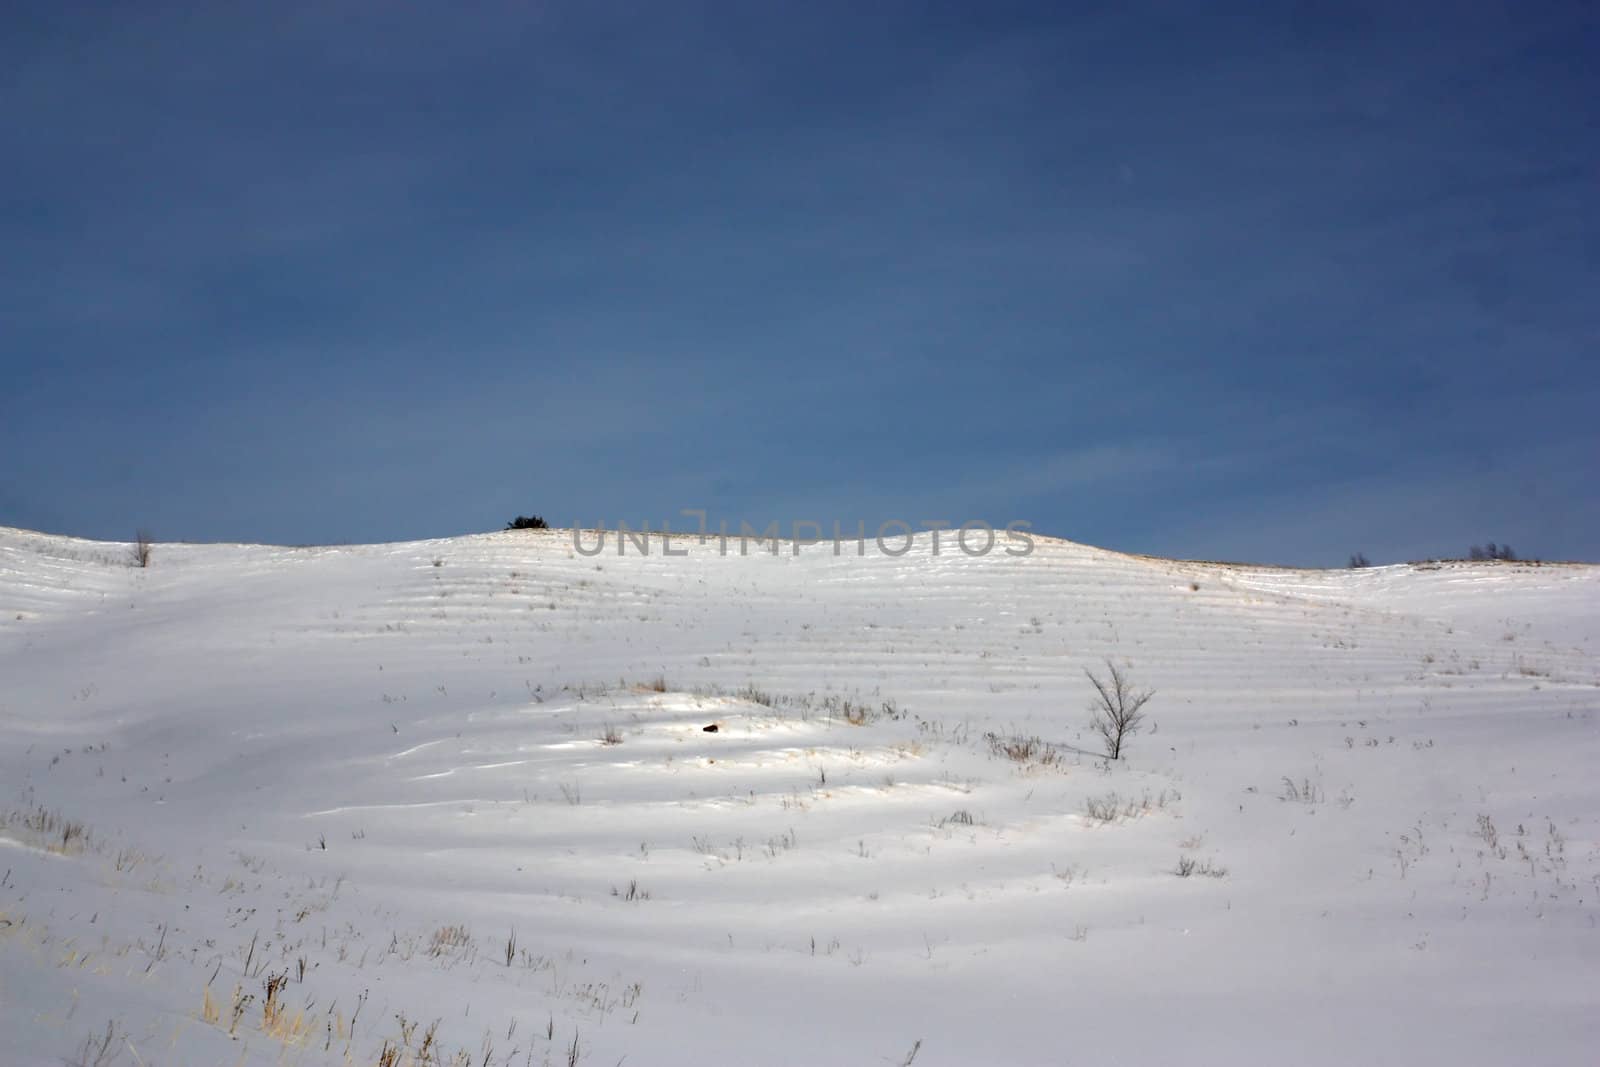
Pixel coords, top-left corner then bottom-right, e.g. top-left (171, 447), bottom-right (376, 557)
top-left (1085, 660), bottom-right (1154, 760)
top-left (132, 529), bottom-right (153, 568)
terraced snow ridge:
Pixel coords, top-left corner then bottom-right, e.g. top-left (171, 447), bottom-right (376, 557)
top-left (0, 526), bottom-right (1596, 1065)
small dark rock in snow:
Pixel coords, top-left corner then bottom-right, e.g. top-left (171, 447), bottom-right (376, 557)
top-left (702, 723), bottom-right (719, 733)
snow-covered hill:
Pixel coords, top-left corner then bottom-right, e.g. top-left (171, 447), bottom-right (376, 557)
top-left (1, 526), bottom-right (1596, 1065)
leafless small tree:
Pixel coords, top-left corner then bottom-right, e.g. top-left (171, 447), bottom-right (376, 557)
top-left (1086, 659), bottom-right (1154, 760)
top-left (132, 529), bottom-right (153, 568)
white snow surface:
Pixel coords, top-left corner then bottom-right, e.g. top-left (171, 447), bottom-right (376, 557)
top-left (0, 526), bottom-right (1596, 1066)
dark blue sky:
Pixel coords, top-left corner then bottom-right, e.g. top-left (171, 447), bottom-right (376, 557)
top-left (3, 2), bottom-right (1596, 564)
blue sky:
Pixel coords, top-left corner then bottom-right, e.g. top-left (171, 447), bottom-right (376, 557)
top-left (3, 2), bottom-right (1596, 564)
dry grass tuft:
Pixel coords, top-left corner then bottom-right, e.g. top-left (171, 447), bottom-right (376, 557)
top-left (1082, 789), bottom-right (1177, 823)
top-left (68, 1020), bottom-right (122, 1067)
top-left (612, 879), bottom-right (651, 902)
top-left (2, 805), bottom-right (92, 854)
top-left (1280, 776), bottom-right (1323, 804)
top-left (985, 732), bottom-right (1063, 768)
top-left (428, 924), bottom-right (472, 956)
top-left (1175, 855), bottom-right (1229, 878)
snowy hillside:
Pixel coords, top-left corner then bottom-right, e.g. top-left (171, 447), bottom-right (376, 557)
top-left (1, 526), bottom-right (1596, 1066)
